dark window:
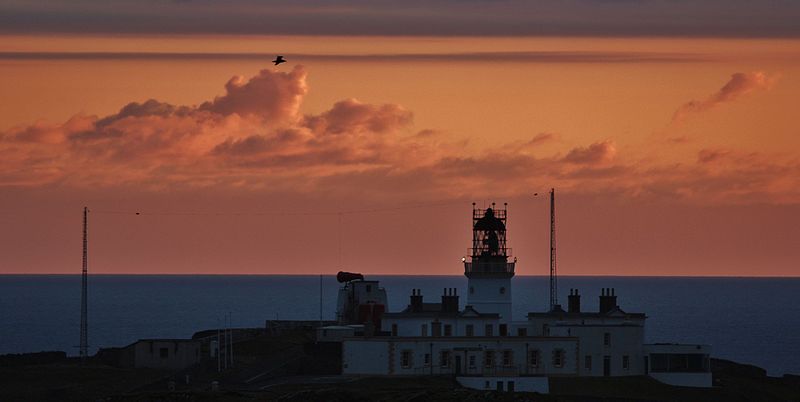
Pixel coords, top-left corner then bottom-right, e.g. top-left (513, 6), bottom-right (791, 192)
top-left (499, 287), bottom-right (506, 294)
top-left (391, 324), bottom-right (398, 336)
top-left (603, 332), bottom-right (611, 346)
top-left (502, 350), bottom-right (513, 366)
top-left (485, 324), bottom-right (493, 336)
top-left (424, 353), bottom-right (431, 366)
top-left (432, 322), bottom-right (442, 337)
top-left (469, 355), bottom-right (476, 368)
top-left (552, 349), bottom-right (565, 368)
top-left (499, 324), bottom-right (508, 336)
top-left (623, 355), bottom-right (630, 370)
top-left (529, 350), bottom-right (540, 368)
top-left (585, 355), bottom-right (592, 370)
top-left (484, 350), bottom-right (495, 368)
top-left (444, 324), bottom-right (452, 336)
top-left (496, 381), bottom-right (503, 391)
top-left (466, 324), bottom-right (474, 337)
top-left (159, 347), bottom-right (169, 359)
top-left (401, 350), bottom-right (413, 368)
top-left (439, 350), bottom-right (451, 368)
top-left (366, 285), bottom-right (372, 292)
top-left (470, 286), bottom-right (475, 294)
top-left (650, 353), bottom-right (709, 373)
top-left (421, 324), bottom-right (427, 336)
top-left (508, 381), bottom-right (515, 392)
top-left (517, 328), bottom-right (528, 336)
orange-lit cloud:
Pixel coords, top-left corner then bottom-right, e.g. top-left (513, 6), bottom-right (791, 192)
top-left (1, 66), bottom-right (798, 206)
top-left (672, 71), bottom-right (776, 123)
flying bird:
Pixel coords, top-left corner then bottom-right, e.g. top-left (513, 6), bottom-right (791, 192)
top-left (272, 55), bottom-right (286, 65)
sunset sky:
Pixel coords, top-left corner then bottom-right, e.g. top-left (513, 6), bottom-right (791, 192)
top-left (1, 1), bottom-right (798, 276)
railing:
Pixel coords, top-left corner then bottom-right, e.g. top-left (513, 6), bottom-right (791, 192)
top-left (464, 261), bottom-right (516, 275)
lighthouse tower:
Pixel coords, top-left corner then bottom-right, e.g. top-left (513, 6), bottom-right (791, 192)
top-left (464, 203), bottom-right (515, 322)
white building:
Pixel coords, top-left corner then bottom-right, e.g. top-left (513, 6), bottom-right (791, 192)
top-left (333, 204), bottom-right (712, 391)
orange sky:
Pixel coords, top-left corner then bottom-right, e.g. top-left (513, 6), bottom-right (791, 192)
top-left (1, 35), bottom-right (798, 276)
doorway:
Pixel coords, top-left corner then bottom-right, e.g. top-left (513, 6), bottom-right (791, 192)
top-left (603, 355), bottom-right (611, 377)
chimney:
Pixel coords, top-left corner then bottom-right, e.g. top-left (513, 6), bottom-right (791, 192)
top-left (441, 288), bottom-right (459, 313)
top-left (410, 289), bottom-right (423, 313)
top-left (599, 288), bottom-right (618, 314)
top-left (568, 288), bottom-right (581, 313)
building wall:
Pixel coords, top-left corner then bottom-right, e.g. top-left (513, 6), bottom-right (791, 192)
top-left (383, 317), bottom-right (502, 337)
top-left (342, 337), bottom-right (578, 377)
top-left (131, 340), bottom-right (201, 370)
top-left (467, 277), bottom-right (512, 321)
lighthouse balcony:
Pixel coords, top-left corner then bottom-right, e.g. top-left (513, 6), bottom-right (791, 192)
top-left (464, 260), bottom-right (516, 277)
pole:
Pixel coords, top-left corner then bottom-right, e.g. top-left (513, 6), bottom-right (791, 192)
top-left (229, 312), bottom-right (234, 368)
top-left (217, 321), bottom-right (221, 372)
top-left (80, 207), bottom-right (89, 364)
top-left (549, 188), bottom-right (558, 311)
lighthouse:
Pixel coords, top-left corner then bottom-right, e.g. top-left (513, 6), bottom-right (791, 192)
top-left (463, 203), bottom-right (515, 322)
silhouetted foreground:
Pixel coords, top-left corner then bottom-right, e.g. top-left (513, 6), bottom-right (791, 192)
top-left (1, 332), bottom-right (798, 402)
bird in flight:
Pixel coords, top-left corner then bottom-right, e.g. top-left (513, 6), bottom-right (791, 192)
top-left (272, 55), bottom-right (286, 66)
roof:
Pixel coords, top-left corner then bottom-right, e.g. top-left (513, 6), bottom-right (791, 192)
top-left (383, 304), bottom-right (500, 319)
top-left (527, 306), bottom-right (646, 319)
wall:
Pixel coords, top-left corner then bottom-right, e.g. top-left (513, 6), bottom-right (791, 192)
top-left (466, 277), bottom-right (512, 321)
top-left (456, 376), bottom-right (549, 393)
top-left (342, 337), bottom-right (578, 376)
top-left (131, 340), bottom-right (201, 370)
top-left (649, 372), bottom-right (712, 388)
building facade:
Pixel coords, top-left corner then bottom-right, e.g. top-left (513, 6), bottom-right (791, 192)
top-left (330, 204), bottom-right (711, 391)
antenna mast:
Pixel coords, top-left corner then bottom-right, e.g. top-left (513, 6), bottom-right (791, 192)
top-left (80, 207), bottom-right (89, 363)
top-left (549, 189), bottom-right (558, 311)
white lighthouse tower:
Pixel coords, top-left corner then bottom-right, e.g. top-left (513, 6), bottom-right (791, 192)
top-left (464, 203), bottom-right (515, 322)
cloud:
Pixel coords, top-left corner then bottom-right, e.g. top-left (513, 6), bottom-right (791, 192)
top-left (2, 0), bottom-right (800, 37)
top-left (562, 141), bottom-right (616, 165)
top-left (672, 72), bottom-right (775, 123)
top-left (1, 66), bottom-right (798, 206)
top-left (0, 51), bottom-right (711, 64)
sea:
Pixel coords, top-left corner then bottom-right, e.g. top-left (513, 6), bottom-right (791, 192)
top-left (0, 275), bottom-right (798, 376)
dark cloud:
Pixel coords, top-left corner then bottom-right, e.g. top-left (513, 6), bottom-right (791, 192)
top-left (1, 0), bottom-right (800, 37)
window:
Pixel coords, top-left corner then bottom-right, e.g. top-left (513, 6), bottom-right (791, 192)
top-left (439, 350), bottom-right (451, 368)
top-left (484, 350), bottom-right (495, 368)
top-left (529, 350), bottom-right (540, 368)
top-left (622, 355), bottom-right (630, 370)
top-left (159, 347), bottom-right (169, 359)
top-left (499, 324), bottom-right (508, 336)
top-left (502, 350), bottom-right (514, 366)
top-left (485, 324), bottom-right (493, 336)
top-left (484, 380), bottom-right (490, 389)
top-left (391, 324), bottom-right (398, 336)
top-left (466, 324), bottom-right (474, 337)
top-left (421, 324), bottom-right (427, 336)
top-left (469, 355), bottom-right (476, 368)
top-left (517, 328), bottom-right (528, 337)
top-left (585, 355), bottom-right (592, 370)
top-left (499, 287), bottom-right (506, 294)
top-left (444, 324), bottom-right (452, 337)
top-left (401, 350), bottom-right (413, 368)
top-left (470, 286), bottom-right (475, 294)
top-left (542, 324), bottom-right (550, 336)
top-left (552, 349), bottom-right (565, 368)
top-left (603, 332), bottom-right (611, 346)
top-left (424, 353), bottom-right (431, 366)
top-left (366, 285), bottom-right (372, 292)
top-left (432, 322), bottom-right (442, 337)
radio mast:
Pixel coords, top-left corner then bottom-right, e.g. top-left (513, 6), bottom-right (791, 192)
top-left (549, 189), bottom-right (558, 311)
top-left (80, 207), bottom-right (89, 363)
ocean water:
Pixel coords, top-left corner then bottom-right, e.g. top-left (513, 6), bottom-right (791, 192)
top-left (0, 275), bottom-right (798, 376)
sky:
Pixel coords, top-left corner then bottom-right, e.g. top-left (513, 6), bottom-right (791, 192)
top-left (0, 1), bottom-right (798, 276)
